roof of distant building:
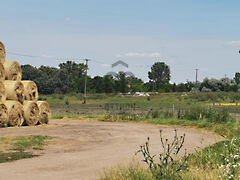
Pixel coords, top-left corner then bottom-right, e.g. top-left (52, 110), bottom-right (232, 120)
top-left (112, 60), bottom-right (128, 68)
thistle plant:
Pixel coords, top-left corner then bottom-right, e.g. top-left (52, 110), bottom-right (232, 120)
top-left (136, 129), bottom-right (189, 179)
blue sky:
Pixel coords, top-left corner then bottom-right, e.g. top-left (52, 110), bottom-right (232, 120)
top-left (1, 0), bottom-right (240, 83)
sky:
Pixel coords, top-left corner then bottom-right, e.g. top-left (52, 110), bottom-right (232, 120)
top-left (1, 0), bottom-right (240, 83)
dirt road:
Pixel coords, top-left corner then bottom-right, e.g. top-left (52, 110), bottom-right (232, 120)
top-left (0, 119), bottom-right (223, 180)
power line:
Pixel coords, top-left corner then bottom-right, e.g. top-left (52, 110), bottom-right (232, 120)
top-left (7, 51), bottom-right (85, 62)
top-left (7, 52), bottom-right (39, 58)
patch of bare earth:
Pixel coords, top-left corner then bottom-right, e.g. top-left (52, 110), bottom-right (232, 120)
top-left (0, 119), bottom-right (223, 180)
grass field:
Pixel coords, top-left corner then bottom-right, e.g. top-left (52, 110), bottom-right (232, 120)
top-left (41, 92), bottom-right (240, 116)
top-left (0, 135), bottom-right (52, 163)
top-left (41, 92), bottom-right (240, 179)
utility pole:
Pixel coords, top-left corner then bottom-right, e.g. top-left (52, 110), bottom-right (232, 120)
top-left (83, 59), bottom-right (89, 104)
top-left (195, 69), bottom-right (198, 84)
top-left (195, 68), bottom-right (198, 91)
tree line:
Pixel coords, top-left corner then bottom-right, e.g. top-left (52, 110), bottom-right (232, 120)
top-left (21, 61), bottom-right (240, 94)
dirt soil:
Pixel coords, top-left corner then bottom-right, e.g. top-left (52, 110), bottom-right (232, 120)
top-left (0, 119), bottom-right (223, 180)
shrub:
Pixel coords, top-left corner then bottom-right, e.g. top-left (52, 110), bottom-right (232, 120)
top-left (136, 129), bottom-right (189, 179)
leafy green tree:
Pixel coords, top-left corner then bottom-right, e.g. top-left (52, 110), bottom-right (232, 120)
top-left (21, 65), bottom-right (41, 80)
top-left (58, 61), bottom-right (85, 93)
top-left (92, 76), bottom-right (104, 93)
top-left (234, 72), bottom-right (240, 84)
top-left (115, 72), bottom-right (129, 93)
top-left (72, 76), bottom-right (93, 93)
top-left (148, 62), bottom-right (171, 89)
top-left (102, 75), bottom-right (115, 93)
top-left (128, 77), bottom-right (144, 92)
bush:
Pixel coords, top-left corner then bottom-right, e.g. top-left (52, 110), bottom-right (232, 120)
top-left (136, 129), bottom-right (189, 179)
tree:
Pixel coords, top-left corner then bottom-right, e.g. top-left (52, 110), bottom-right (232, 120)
top-left (115, 72), bottom-right (129, 93)
top-left (102, 75), bottom-right (115, 93)
top-left (234, 72), bottom-right (240, 84)
top-left (21, 64), bottom-right (41, 80)
top-left (128, 77), bottom-right (144, 92)
top-left (92, 76), bottom-right (104, 93)
top-left (148, 62), bottom-right (170, 89)
top-left (58, 61), bottom-right (85, 93)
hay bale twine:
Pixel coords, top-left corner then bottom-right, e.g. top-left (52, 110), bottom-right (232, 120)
top-left (0, 41), bottom-right (6, 63)
top-left (0, 63), bottom-right (5, 81)
top-left (4, 80), bottom-right (24, 104)
top-left (0, 103), bottom-right (8, 127)
top-left (37, 101), bottom-right (50, 124)
top-left (3, 61), bottom-right (22, 81)
top-left (22, 81), bottom-right (38, 101)
top-left (0, 81), bottom-right (6, 102)
top-left (23, 101), bottom-right (39, 126)
top-left (5, 100), bottom-right (24, 127)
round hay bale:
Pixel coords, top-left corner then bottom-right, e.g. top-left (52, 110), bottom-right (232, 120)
top-left (0, 41), bottom-right (6, 63)
top-left (0, 103), bottom-right (8, 127)
top-left (23, 101), bottom-right (39, 126)
top-left (37, 101), bottom-right (50, 124)
top-left (3, 61), bottom-right (22, 81)
top-left (0, 63), bottom-right (5, 81)
top-left (4, 80), bottom-right (24, 104)
top-left (0, 81), bottom-right (6, 102)
top-left (5, 100), bottom-right (24, 127)
top-left (22, 81), bottom-right (38, 101)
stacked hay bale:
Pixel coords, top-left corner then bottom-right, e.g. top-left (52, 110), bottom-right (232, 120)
top-left (0, 41), bottom-right (51, 127)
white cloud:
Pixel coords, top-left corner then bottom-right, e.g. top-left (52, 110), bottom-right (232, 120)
top-left (226, 41), bottom-right (240, 46)
top-left (117, 52), bottom-right (161, 58)
top-left (64, 17), bottom-right (71, 22)
top-left (102, 63), bottom-right (111, 67)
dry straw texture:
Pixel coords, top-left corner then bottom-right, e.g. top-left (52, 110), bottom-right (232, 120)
top-left (0, 81), bottom-right (6, 102)
top-left (0, 103), bottom-right (8, 127)
top-left (4, 80), bottom-right (24, 104)
top-left (37, 101), bottom-right (50, 124)
top-left (4, 61), bottom-right (22, 81)
top-left (23, 101), bottom-right (39, 126)
top-left (22, 81), bottom-right (38, 101)
top-left (0, 41), bottom-right (6, 63)
top-left (5, 100), bottom-right (24, 127)
top-left (0, 63), bottom-right (5, 81)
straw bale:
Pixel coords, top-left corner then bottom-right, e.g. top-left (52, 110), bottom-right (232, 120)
top-left (0, 103), bottom-right (8, 127)
top-left (4, 61), bottom-right (22, 81)
top-left (5, 100), bottom-right (24, 126)
top-left (4, 80), bottom-right (24, 103)
top-left (22, 81), bottom-right (38, 101)
top-left (0, 63), bottom-right (5, 81)
top-left (37, 101), bottom-right (50, 124)
top-left (0, 41), bottom-right (6, 63)
top-left (23, 101), bottom-right (39, 126)
top-left (0, 81), bottom-right (6, 102)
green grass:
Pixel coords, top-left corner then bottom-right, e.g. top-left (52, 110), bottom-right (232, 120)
top-left (10, 135), bottom-right (52, 151)
top-left (43, 92), bottom-right (240, 119)
top-left (0, 135), bottom-right (52, 163)
top-left (100, 163), bottom-right (153, 180)
top-left (0, 151), bottom-right (38, 163)
top-left (52, 115), bottom-right (64, 119)
top-left (139, 117), bottom-right (239, 138)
